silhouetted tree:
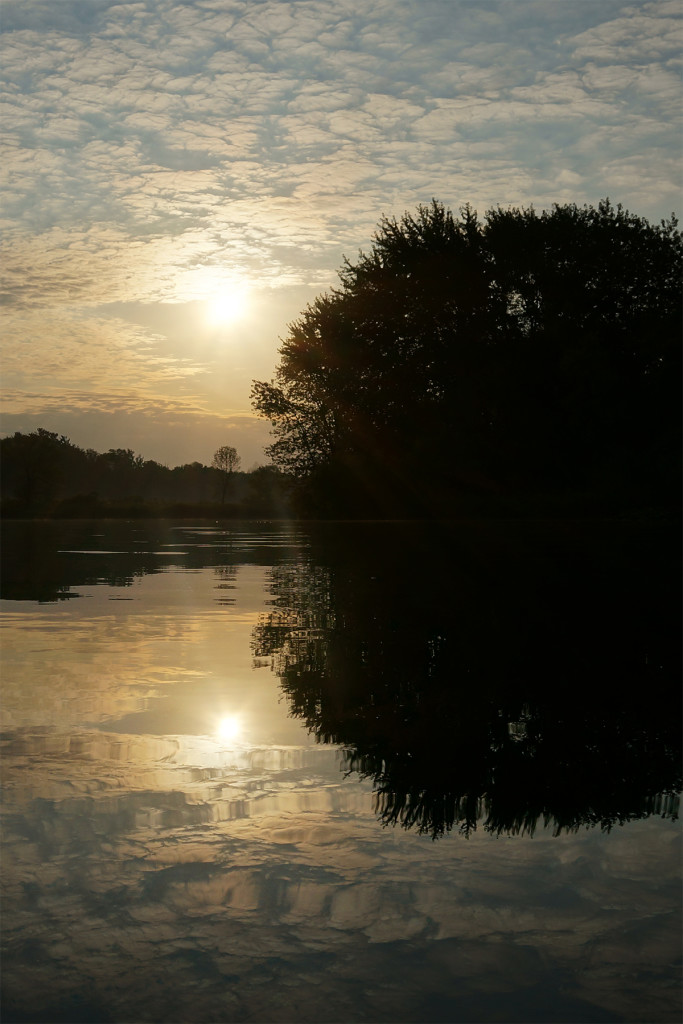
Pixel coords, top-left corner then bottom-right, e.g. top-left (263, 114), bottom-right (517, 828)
top-left (170, 461), bottom-right (215, 504)
top-left (245, 464), bottom-right (290, 515)
top-left (95, 448), bottom-right (145, 500)
top-left (252, 199), bottom-right (681, 516)
top-left (212, 445), bottom-right (241, 504)
top-left (0, 429), bottom-right (81, 512)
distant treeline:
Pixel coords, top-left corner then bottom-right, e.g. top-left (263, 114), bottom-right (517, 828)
top-left (0, 429), bottom-right (292, 518)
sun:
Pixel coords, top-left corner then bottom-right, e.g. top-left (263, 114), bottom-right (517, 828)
top-left (205, 285), bottom-right (250, 326)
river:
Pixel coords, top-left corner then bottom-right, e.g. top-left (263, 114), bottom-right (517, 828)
top-left (1, 518), bottom-right (680, 1023)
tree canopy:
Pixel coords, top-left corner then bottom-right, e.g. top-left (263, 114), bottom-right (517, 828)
top-left (212, 445), bottom-right (241, 475)
top-left (212, 444), bottom-right (241, 503)
top-left (252, 199), bottom-right (681, 516)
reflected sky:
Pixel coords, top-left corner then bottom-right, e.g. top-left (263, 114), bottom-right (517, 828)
top-left (1, 520), bottom-right (680, 1024)
top-left (2, 525), bottom-right (309, 745)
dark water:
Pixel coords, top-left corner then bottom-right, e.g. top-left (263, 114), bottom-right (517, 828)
top-left (1, 519), bottom-right (680, 1023)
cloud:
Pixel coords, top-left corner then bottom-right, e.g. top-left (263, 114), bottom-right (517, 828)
top-left (0, 396), bottom-right (274, 467)
top-left (1, 0), bottom-right (680, 462)
top-left (568, 0), bottom-right (683, 63)
top-left (3, 1), bottom-right (679, 259)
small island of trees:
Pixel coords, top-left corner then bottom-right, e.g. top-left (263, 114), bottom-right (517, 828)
top-left (252, 198), bottom-right (681, 518)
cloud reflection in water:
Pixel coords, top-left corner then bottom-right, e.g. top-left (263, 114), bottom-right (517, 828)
top-left (0, 520), bottom-right (680, 1023)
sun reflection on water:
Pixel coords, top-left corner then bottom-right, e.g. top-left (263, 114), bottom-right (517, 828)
top-left (216, 715), bottom-right (242, 743)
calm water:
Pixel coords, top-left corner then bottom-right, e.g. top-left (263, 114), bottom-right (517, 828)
top-left (1, 519), bottom-right (680, 1024)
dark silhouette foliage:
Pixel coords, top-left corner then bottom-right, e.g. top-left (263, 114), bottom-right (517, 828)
top-left (252, 199), bottom-right (681, 515)
top-left (212, 444), bottom-right (241, 504)
top-left (0, 429), bottom-right (290, 518)
top-left (0, 428), bottom-right (80, 512)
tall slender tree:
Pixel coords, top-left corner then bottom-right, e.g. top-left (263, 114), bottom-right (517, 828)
top-left (212, 445), bottom-right (241, 504)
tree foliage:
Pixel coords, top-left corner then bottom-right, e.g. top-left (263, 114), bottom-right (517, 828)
top-left (212, 445), bottom-right (241, 475)
top-left (252, 199), bottom-right (681, 515)
top-left (212, 444), bottom-right (241, 503)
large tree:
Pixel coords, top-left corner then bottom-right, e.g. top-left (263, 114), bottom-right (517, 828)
top-left (252, 200), bottom-right (681, 515)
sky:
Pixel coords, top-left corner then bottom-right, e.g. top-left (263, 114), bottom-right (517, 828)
top-left (1, 0), bottom-right (681, 468)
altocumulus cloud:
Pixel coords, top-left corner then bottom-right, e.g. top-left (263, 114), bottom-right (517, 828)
top-left (0, 0), bottom-right (680, 464)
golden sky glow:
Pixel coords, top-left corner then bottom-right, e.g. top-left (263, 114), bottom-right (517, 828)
top-left (204, 282), bottom-right (252, 328)
top-left (0, 0), bottom-right (680, 466)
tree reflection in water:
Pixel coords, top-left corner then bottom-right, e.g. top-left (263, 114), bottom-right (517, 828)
top-left (252, 522), bottom-right (681, 839)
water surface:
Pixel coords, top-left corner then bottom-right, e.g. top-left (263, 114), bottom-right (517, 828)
top-left (1, 519), bottom-right (680, 1023)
